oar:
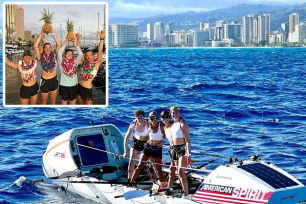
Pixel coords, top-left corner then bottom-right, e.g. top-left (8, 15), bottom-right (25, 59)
top-left (32, 170), bottom-right (81, 183)
top-left (186, 147), bottom-right (233, 176)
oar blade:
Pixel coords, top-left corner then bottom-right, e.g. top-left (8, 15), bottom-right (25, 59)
top-left (123, 190), bottom-right (149, 200)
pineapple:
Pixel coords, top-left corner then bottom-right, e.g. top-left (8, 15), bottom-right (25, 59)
top-left (39, 7), bottom-right (54, 35)
top-left (66, 19), bottom-right (75, 41)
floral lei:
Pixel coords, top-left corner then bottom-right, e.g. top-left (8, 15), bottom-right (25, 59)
top-left (18, 60), bottom-right (37, 82)
top-left (62, 55), bottom-right (77, 77)
top-left (40, 51), bottom-right (56, 73)
top-left (81, 59), bottom-right (96, 81)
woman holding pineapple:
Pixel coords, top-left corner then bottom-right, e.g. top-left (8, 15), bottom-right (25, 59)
top-left (77, 30), bottom-right (105, 105)
top-left (34, 24), bottom-right (61, 105)
top-left (57, 33), bottom-right (83, 105)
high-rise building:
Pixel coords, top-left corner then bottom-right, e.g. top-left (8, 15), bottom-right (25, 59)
top-left (223, 23), bottom-right (242, 41)
top-left (296, 23), bottom-right (306, 42)
top-left (147, 23), bottom-right (154, 40)
top-left (258, 13), bottom-right (270, 42)
top-left (253, 18), bottom-right (258, 43)
top-left (108, 24), bottom-right (138, 48)
top-left (242, 15), bottom-right (254, 43)
top-left (5, 4), bottom-right (17, 42)
top-left (289, 13), bottom-right (299, 33)
top-left (281, 22), bottom-right (289, 41)
top-left (193, 30), bottom-right (209, 47)
top-left (165, 21), bottom-right (175, 34)
top-left (24, 30), bottom-right (31, 42)
top-left (154, 22), bottom-right (164, 42)
top-left (16, 6), bottom-right (24, 41)
top-left (200, 22), bottom-right (209, 30)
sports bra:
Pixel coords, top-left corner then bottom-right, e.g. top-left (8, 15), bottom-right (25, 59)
top-left (81, 59), bottom-right (98, 81)
top-left (171, 119), bottom-right (184, 139)
top-left (150, 123), bottom-right (163, 141)
top-left (164, 126), bottom-right (173, 141)
top-left (134, 121), bottom-right (149, 137)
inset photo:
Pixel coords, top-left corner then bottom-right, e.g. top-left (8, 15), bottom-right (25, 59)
top-left (3, 2), bottom-right (108, 106)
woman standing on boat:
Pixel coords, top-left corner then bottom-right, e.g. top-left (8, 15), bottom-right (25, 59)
top-left (131, 111), bottom-right (165, 184)
top-left (77, 30), bottom-right (105, 105)
top-left (34, 24), bottom-right (61, 105)
top-left (123, 109), bottom-right (149, 181)
top-left (170, 106), bottom-right (192, 197)
top-left (5, 50), bottom-right (39, 105)
top-left (57, 34), bottom-right (82, 105)
top-left (160, 110), bottom-right (176, 187)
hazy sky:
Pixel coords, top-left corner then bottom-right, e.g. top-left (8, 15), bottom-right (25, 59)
top-left (1, 0), bottom-right (306, 29)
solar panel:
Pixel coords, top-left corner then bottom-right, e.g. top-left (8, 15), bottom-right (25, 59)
top-left (239, 163), bottom-right (299, 189)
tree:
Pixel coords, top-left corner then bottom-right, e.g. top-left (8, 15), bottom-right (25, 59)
top-left (259, 40), bottom-right (268, 46)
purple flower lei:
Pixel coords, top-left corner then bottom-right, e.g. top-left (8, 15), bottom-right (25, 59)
top-left (40, 51), bottom-right (56, 73)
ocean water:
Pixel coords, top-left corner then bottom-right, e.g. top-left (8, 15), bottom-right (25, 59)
top-left (0, 48), bottom-right (306, 203)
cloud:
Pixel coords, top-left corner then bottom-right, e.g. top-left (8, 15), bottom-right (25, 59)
top-left (67, 10), bottom-right (81, 17)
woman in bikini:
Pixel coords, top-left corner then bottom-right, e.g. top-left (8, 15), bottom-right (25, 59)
top-left (131, 111), bottom-right (165, 184)
top-left (5, 50), bottom-right (39, 105)
top-left (123, 109), bottom-right (149, 181)
top-left (77, 30), bottom-right (105, 105)
top-left (34, 24), bottom-right (61, 105)
top-left (170, 106), bottom-right (192, 198)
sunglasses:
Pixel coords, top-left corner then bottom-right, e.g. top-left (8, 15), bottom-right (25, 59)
top-left (161, 115), bottom-right (169, 118)
top-left (149, 116), bottom-right (158, 120)
top-left (137, 116), bottom-right (145, 120)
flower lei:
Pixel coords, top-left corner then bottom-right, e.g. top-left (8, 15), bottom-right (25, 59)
top-left (40, 51), bottom-right (56, 73)
top-left (81, 59), bottom-right (96, 81)
top-left (18, 60), bottom-right (37, 82)
top-left (62, 55), bottom-right (77, 77)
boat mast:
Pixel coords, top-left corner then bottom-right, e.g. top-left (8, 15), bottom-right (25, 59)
top-left (97, 13), bottom-right (99, 45)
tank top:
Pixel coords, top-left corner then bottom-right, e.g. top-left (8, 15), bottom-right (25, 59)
top-left (165, 126), bottom-right (173, 142)
top-left (150, 123), bottom-right (163, 141)
top-left (171, 119), bottom-right (184, 139)
top-left (18, 60), bottom-right (37, 82)
top-left (134, 121), bottom-right (149, 137)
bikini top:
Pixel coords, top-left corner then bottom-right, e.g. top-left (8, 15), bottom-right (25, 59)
top-left (171, 119), bottom-right (184, 139)
top-left (81, 59), bottom-right (97, 81)
top-left (164, 126), bottom-right (173, 142)
top-left (134, 121), bottom-right (149, 137)
top-left (18, 60), bottom-right (37, 82)
top-left (149, 123), bottom-right (163, 141)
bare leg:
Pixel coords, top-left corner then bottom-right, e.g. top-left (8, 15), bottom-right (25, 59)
top-left (128, 148), bottom-right (140, 179)
top-left (61, 99), bottom-right (67, 105)
top-left (77, 95), bottom-right (85, 105)
top-left (49, 90), bottom-right (58, 105)
top-left (40, 92), bottom-right (49, 105)
top-left (154, 158), bottom-right (164, 182)
top-left (168, 160), bottom-right (176, 187)
top-left (20, 98), bottom-right (29, 105)
top-left (29, 94), bottom-right (38, 105)
top-left (178, 156), bottom-right (189, 196)
top-left (69, 99), bottom-right (76, 105)
top-left (131, 154), bottom-right (150, 182)
top-left (85, 99), bottom-right (93, 105)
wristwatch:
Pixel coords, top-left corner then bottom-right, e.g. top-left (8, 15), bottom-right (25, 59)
top-left (100, 38), bottom-right (104, 40)
top-left (51, 33), bottom-right (55, 36)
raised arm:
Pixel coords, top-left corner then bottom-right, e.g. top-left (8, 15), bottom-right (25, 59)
top-left (57, 35), bottom-right (69, 68)
top-left (39, 35), bottom-right (46, 54)
top-left (75, 33), bottom-right (85, 62)
top-left (74, 34), bottom-right (83, 65)
top-left (34, 25), bottom-right (45, 62)
top-left (95, 30), bottom-right (105, 70)
top-left (5, 56), bottom-right (18, 69)
top-left (123, 122), bottom-right (136, 158)
top-left (49, 24), bottom-right (61, 56)
top-left (181, 121), bottom-right (192, 168)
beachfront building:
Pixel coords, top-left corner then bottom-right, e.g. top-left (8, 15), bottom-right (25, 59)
top-left (253, 18), bottom-right (259, 43)
top-left (16, 6), bottom-right (24, 41)
top-left (258, 13), bottom-right (270, 42)
top-left (147, 23), bottom-right (154, 41)
top-left (200, 22), bottom-right (209, 31)
top-left (242, 15), bottom-right (254, 43)
top-left (193, 30), bottom-right (209, 47)
top-left (223, 22), bottom-right (242, 41)
top-left (289, 13), bottom-right (299, 42)
top-left (108, 24), bottom-right (139, 48)
top-left (281, 22), bottom-right (289, 41)
top-left (165, 21), bottom-right (175, 34)
top-left (154, 22), bottom-right (164, 42)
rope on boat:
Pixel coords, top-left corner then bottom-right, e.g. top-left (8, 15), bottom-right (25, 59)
top-left (76, 143), bottom-right (209, 173)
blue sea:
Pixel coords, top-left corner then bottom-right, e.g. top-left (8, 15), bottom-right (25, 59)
top-left (0, 48), bottom-right (306, 203)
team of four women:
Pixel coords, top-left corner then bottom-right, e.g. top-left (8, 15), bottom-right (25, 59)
top-left (5, 24), bottom-right (105, 105)
top-left (124, 106), bottom-right (192, 197)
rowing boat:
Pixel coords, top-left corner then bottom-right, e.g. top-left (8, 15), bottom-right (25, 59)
top-left (38, 123), bottom-right (306, 204)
